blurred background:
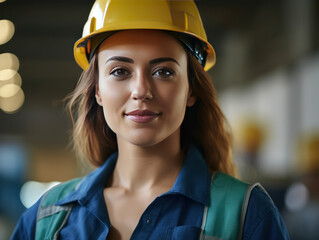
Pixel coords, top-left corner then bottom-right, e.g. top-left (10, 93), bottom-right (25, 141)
top-left (0, 0), bottom-right (319, 239)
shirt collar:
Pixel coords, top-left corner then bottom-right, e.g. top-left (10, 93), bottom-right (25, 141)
top-left (57, 153), bottom-right (118, 206)
top-left (57, 146), bottom-right (211, 207)
top-left (168, 146), bottom-right (211, 206)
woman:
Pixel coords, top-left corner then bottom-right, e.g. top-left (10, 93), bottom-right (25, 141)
top-left (12, 0), bottom-right (290, 239)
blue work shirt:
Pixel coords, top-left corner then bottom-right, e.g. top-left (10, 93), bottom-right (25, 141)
top-left (11, 147), bottom-right (290, 239)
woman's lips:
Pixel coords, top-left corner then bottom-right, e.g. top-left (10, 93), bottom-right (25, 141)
top-left (125, 110), bottom-right (161, 123)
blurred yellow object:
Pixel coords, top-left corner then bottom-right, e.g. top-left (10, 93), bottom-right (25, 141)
top-left (74, 0), bottom-right (215, 71)
top-left (298, 135), bottom-right (319, 173)
top-left (238, 121), bottom-right (265, 153)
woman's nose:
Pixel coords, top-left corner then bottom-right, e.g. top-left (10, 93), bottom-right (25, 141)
top-left (131, 73), bottom-right (153, 101)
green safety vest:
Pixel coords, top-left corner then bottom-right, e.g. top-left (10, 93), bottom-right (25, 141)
top-left (35, 172), bottom-right (262, 240)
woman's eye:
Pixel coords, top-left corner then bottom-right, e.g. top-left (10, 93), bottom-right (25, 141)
top-left (153, 68), bottom-right (174, 78)
top-left (110, 68), bottom-right (130, 77)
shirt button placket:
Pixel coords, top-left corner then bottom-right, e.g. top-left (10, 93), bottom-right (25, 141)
top-left (131, 199), bottom-right (163, 240)
top-left (146, 217), bottom-right (151, 225)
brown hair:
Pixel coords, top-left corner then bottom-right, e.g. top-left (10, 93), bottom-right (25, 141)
top-left (67, 54), bottom-right (117, 167)
top-left (182, 51), bottom-right (236, 176)
top-left (67, 49), bottom-right (237, 177)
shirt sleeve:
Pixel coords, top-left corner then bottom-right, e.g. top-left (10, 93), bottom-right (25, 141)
top-left (242, 187), bottom-right (290, 240)
top-left (10, 198), bottom-right (41, 240)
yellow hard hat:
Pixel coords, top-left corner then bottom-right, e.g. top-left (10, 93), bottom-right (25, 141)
top-left (74, 0), bottom-right (216, 71)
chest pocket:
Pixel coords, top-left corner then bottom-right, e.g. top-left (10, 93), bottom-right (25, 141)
top-left (170, 225), bottom-right (202, 240)
top-left (169, 225), bottom-right (225, 240)
top-left (203, 236), bottom-right (224, 240)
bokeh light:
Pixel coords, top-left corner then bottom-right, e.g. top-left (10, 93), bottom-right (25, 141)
top-left (0, 53), bottom-right (19, 71)
top-left (285, 182), bottom-right (309, 212)
top-left (0, 83), bottom-right (21, 98)
top-left (0, 85), bottom-right (25, 113)
top-left (0, 20), bottom-right (15, 45)
top-left (0, 71), bottom-right (22, 88)
top-left (0, 69), bottom-right (17, 81)
top-left (20, 181), bottom-right (60, 208)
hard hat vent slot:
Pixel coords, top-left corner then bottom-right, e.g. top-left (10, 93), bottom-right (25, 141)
top-left (184, 13), bottom-right (189, 31)
top-left (90, 17), bottom-right (97, 33)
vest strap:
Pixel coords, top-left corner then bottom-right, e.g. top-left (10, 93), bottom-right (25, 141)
top-left (200, 172), bottom-right (261, 240)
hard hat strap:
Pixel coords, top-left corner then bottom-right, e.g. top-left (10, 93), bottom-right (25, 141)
top-left (169, 32), bottom-right (208, 68)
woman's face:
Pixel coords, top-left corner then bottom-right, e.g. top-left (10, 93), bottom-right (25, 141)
top-left (96, 30), bottom-right (195, 147)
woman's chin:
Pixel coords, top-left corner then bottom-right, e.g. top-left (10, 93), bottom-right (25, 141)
top-left (117, 132), bottom-right (168, 148)
top-left (115, 126), bottom-right (181, 148)
top-left (122, 136), bottom-right (161, 148)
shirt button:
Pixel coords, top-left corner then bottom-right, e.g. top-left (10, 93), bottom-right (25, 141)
top-left (146, 217), bottom-right (151, 224)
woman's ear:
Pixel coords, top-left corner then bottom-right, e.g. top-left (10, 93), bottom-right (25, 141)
top-left (95, 85), bottom-right (103, 106)
top-left (186, 89), bottom-right (196, 107)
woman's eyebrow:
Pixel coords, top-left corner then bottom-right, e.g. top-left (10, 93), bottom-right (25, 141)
top-left (105, 56), bottom-right (134, 64)
top-left (149, 57), bottom-right (179, 66)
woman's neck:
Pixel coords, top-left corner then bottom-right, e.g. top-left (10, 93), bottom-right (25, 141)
top-left (110, 132), bottom-right (184, 193)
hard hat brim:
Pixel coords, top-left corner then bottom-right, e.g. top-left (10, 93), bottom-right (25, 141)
top-left (74, 25), bottom-right (215, 71)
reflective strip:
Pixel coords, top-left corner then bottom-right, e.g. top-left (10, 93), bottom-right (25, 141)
top-left (199, 172), bottom-right (217, 240)
top-left (238, 183), bottom-right (266, 240)
top-left (37, 205), bottom-right (72, 221)
top-left (204, 236), bottom-right (223, 240)
top-left (238, 183), bottom-right (258, 240)
top-left (53, 206), bottom-right (73, 240)
top-left (200, 172), bottom-right (263, 240)
top-left (199, 206), bottom-right (208, 240)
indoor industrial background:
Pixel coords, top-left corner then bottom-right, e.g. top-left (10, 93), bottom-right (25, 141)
top-left (1, 0), bottom-right (319, 239)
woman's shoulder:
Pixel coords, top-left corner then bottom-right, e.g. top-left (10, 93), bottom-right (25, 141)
top-left (243, 187), bottom-right (290, 240)
top-left (10, 177), bottom-right (84, 240)
top-left (248, 187), bottom-right (276, 214)
top-left (10, 196), bottom-right (41, 240)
